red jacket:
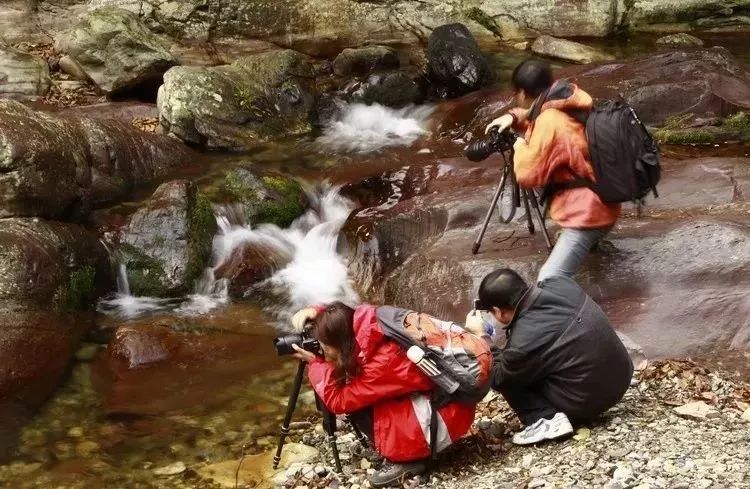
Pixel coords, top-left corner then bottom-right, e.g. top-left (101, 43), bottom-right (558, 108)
top-left (513, 82), bottom-right (620, 229)
top-left (307, 305), bottom-right (476, 462)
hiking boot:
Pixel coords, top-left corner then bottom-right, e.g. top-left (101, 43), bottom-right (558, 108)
top-left (512, 412), bottom-right (574, 445)
top-left (369, 460), bottom-right (426, 488)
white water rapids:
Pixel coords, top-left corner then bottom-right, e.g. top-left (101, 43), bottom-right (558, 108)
top-left (97, 186), bottom-right (359, 321)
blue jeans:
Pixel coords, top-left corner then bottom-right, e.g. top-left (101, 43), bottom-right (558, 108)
top-left (537, 227), bottom-right (611, 282)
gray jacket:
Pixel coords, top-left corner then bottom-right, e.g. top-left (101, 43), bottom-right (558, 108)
top-left (491, 275), bottom-right (633, 419)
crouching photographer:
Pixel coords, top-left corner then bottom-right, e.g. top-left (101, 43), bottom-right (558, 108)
top-left (288, 302), bottom-right (492, 488)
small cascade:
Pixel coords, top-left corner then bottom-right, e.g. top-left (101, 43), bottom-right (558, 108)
top-left (97, 185), bottom-right (358, 321)
top-left (317, 102), bottom-right (434, 153)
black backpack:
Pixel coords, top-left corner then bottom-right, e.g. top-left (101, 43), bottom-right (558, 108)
top-left (530, 84), bottom-right (661, 204)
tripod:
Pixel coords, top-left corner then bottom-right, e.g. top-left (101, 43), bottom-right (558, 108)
top-left (273, 361), bottom-right (367, 473)
top-left (472, 148), bottom-right (553, 255)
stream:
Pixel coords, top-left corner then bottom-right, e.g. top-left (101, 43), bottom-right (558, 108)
top-left (1, 35), bottom-right (749, 489)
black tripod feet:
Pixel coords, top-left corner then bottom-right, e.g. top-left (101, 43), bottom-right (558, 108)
top-left (471, 242), bottom-right (480, 255)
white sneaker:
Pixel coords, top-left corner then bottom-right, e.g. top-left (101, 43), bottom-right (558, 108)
top-left (512, 412), bottom-right (574, 445)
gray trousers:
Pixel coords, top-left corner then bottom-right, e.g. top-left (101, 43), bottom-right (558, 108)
top-left (537, 227), bottom-right (611, 282)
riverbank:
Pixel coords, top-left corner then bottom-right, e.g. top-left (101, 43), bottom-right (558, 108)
top-left (275, 359), bottom-right (750, 489)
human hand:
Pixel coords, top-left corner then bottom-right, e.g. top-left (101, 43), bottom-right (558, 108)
top-left (291, 307), bottom-right (319, 332)
top-left (485, 113), bottom-right (514, 135)
top-left (512, 136), bottom-right (526, 152)
top-left (464, 310), bottom-right (485, 336)
top-left (291, 344), bottom-right (316, 362)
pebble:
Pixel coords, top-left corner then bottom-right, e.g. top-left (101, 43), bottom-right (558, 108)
top-left (66, 427), bottom-right (84, 438)
top-left (521, 454), bottom-right (534, 469)
top-left (527, 478), bottom-right (546, 488)
top-left (75, 441), bottom-right (99, 458)
top-left (152, 461), bottom-right (186, 476)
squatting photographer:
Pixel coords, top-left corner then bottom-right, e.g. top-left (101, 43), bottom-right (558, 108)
top-left (485, 59), bottom-right (621, 281)
top-left (287, 301), bottom-right (491, 488)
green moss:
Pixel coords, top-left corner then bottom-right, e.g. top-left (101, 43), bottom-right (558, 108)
top-left (64, 265), bottom-right (97, 311)
top-left (255, 176), bottom-right (305, 228)
top-left (723, 112), bottom-right (750, 132)
top-left (653, 128), bottom-right (718, 144)
top-left (655, 111), bottom-right (750, 145)
top-left (221, 169), bottom-right (260, 204)
top-left (120, 244), bottom-right (168, 297)
top-left (185, 192), bottom-right (217, 284)
top-left (464, 7), bottom-right (503, 38)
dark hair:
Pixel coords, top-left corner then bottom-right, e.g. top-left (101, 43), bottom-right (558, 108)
top-left (312, 301), bottom-right (358, 384)
top-left (511, 59), bottom-right (553, 98)
top-left (478, 268), bottom-right (529, 310)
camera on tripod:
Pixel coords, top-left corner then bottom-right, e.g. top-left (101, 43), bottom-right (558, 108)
top-left (465, 127), bottom-right (518, 162)
top-left (273, 332), bottom-right (321, 356)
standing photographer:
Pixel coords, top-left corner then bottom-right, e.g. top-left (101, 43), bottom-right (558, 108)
top-left (485, 60), bottom-right (620, 281)
top-left (290, 302), bottom-right (481, 488)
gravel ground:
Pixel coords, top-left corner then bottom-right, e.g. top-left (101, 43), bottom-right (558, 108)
top-left (279, 359), bottom-right (750, 489)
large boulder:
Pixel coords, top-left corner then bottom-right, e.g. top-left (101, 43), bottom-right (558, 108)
top-left (332, 45), bottom-right (399, 77)
top-left (570, 48), bottom-right (750, 124)
top-left (428, 23), bottom-right (491, 98)
top-left (119, 180), bottom-right (217, 297)
top-left (344, 71), bottom-right (424, 108)
top-left (0, 218), bottom-right (110, 456)
top-left (0, 100), bottom-right (193, 219)
top-left (157, 50), bottom-right (316, 150)
top-left (531, 35), bottom-right (614, 64)
top-left (55, 7), bottom-right (176, 97)
top-left (0, 46), bottom-right (51, 101)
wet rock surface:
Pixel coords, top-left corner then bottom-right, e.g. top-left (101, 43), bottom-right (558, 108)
top-left (157, 49), bottom-right (316, 150)
top-left (0, 46), bottom-right (51, 100)
top-left (332, 45), bottom-right (399, 77)
top-left (55, 7), bottom-right (176, 97)
top-left (0, 100), bottom-right (192, 219)
top-left (427, 23), bottom-right (491, 98)
top-left (531, 35), bottom-right (614, 64)
top-left (118, 180), bottom-right (216, 297)
top-left (344, 71), bottom-right (424, 108)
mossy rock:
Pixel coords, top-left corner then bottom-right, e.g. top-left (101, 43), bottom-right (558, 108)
top-left (219, 168), bottom-right (307, 228)
top-left (654, 111), bottom-right (750, 145)
top-left (65, 266), bottom-right (98, 311)
top-left (119, 180), bottom-right (217, 297)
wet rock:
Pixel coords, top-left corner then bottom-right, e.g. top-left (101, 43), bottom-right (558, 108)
top-left (0, 46), bottom-right (50, 100)
top-left (58, 55), bottom-right (90, 82)
top-left (197, 443), bottom-right (318, 488)
top-left (572, 48), bottom-right (750, 124)
top-left (0, 218), bottom-right (109, 456)
top-left (55, 7), bottom-right (176, 97)
top-left (674, 401), bottom-right (719, 421)
top-left (332, 45), bottom-right (398, 77)
top-left (119, 180), bottom-right (216, 297)
top-left (427, 23), bottom-right (491, 98)
top-left (531, 35), bottom-right (614, 64)
top-left (346, 71), bottom-right (423, 108)
top-left (157, 49), bottom-right (316, 150)
top-left (0, 100), bottom-right (192, 220)
top-left (213, 241), bottom-right (292, 298)
top-left (655, 33), bottom-right (704, 48)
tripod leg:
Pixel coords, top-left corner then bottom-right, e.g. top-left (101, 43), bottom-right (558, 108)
top-left (472, 169), bottom-right (508, 255)
top-left (273, 361), bottom-right (306, 469)
top-left (317, 396), bottom-right (343, 473)
top-left (521, 190), bottom-right (535, 234)
top-left (527, 191), bottom-right (553, 251)
top-left (347, 417), bottom-right (369, 448)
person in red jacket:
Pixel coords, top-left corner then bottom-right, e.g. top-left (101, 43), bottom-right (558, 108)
top-left (290, 302), bottom-right (477, 488)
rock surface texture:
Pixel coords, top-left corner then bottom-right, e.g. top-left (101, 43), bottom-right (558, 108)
top-left (0, 46), bottom-right (51, 100)
top-left (531, 35), bottom-right (614, 64)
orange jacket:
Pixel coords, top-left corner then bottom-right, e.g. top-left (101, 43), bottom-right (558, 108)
top-left (512, 83), bottom-right (620, 229)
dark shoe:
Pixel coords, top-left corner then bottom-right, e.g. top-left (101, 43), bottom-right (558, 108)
top-left (369, 460), bottom-right (426, 488)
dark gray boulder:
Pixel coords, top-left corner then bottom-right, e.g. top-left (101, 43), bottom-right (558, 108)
top-left (427, 23), bottom-right (491, 98)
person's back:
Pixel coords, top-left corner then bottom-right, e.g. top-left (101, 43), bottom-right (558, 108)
top-left (503, 275), bottom-right (633, 419)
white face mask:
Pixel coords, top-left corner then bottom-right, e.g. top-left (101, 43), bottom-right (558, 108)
top-left (479, 311), bottom-right (503, 334)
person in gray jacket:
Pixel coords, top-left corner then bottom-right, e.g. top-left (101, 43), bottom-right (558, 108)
top-left (466, 268), bottom-right (633, 445)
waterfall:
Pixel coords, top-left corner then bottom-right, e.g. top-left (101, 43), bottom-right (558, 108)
top-left (98, 185), bottom-right (358, 320)
top-left (317, 102), bottom-right (434, 153)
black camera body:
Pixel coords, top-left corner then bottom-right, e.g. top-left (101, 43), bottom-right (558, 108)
top-left (273, 332), bottom-right (322, 356)
top-left (465, 128), bottom-right (518, 162)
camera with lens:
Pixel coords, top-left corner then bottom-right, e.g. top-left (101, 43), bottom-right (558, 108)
top-left (465, 127), bottom-right (518, 162)
top-left (273, 332), bottom-right (322, 356)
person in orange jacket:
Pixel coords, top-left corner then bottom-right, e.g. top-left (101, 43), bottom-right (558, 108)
top-left (485, 60), bottom-right (620, 282)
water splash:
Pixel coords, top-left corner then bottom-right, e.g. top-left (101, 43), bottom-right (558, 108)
top-left (317, 103), bottom-right (434, 153)
top-left (98, 185), bottom-right (358, 321)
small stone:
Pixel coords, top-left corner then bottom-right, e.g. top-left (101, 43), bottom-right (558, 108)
top-left (314, 465), bottom-right (327, 477)
top-left (350, 484), bottom-right (361, 489)
top-left (360, 458), bottom-right (371, 470)
top-left (741, 408), bottom-right (750, 422)
top-left (67, 427), bottom-right (84, 438)
top-left (528, 479), bottom-right (546, 489)
top-left (521, 453), bottom-right (534, 468)
top-left (513, 41), bottom-right (529, 51)
top-left (75, 441), bottom-right (100, 457)
top-left (613, 465), bottom-right (633, 481)
top-left (153, 461), bottom-right (187, 476)
top-left (573, 427), bottom-right (591, 441)
top-left (674, 401), bottom-right (719, 421)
